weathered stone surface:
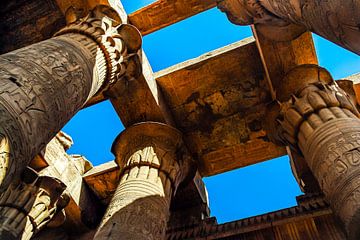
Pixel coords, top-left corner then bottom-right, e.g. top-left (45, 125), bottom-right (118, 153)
top-left (251, 30), bottom-right (318, 97)
top-left (94, 122), bottom-right (195, 240)
top-left (0, 167), bottom-right (68, 240)
top-left (83, 161), bottom-right (120, 205)
top-left (167, 194), bottom-right (345, 240)
top-left (218, 0), bottom-right (360, 54)
top-left (0, 0), bottom-right (66, 54)
top-left (0, 5), bottom-right (141, 191)
top-left (156, 37), bottom-right (285, 176)
top-left (128, 0), bottom-right (217, 35)
top-left (32, 132), bottom-right (103, 232)
top-left (266, 65), bottom-right (360, 239)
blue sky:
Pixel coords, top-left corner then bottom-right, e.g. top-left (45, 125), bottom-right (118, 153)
top-left (63, 1), bottom-right (360, 224)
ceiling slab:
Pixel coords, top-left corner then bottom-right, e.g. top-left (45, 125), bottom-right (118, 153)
top-left (156, 37), bottom-right (286, 176)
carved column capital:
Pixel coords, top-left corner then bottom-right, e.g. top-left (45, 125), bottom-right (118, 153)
top-left (217, 0), bottom-right (306, 41)
top-left (94, 122), bottom-right (195, 239)
top-left (217, 0), bottom-right (360, 53)
top-left (54, 5), bottom-right (142, 95)
top-left (265, 64), bottom-right (360, 239)
top-left (0, 167), bottom-right (69, 240)
top-left (112, 122), bottom-right (195, 194)
top-left (0, 5), bottom-right (143, 191)
top-left (266, 64), bottom-right (359, 152)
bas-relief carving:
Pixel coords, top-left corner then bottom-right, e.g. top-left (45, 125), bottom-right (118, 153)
top-left (0, 39), bottom-right (92, 191)
top-left (266, 65), bottom-right (360, 239)
top-left (31, 131), bottom-right (103, 232)
top-left (217, 0), bottom-right (360, 54)
top-left (0, 5), bottom-right (142, 192)
top-left (0, 167), bottom-right (69, 240)
top-left (95, 147), bottom-right (172, 240)
top-left (94, 122), bottom-right (195, 240)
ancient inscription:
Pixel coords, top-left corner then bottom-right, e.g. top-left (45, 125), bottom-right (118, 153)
top-left (0, 39), bottom-right (93, 190)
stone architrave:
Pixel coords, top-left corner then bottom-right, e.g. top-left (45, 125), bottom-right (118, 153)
top-left (266, 64), bottom-right (360, 239)
top-left (0, 167), bottom-right (69, 240)
top-left (0, 5), bottom-right (142, 191)
top-left (94, 122), bottom-right (194, 240)
top-left (217, 0), bottom-right (360, 54)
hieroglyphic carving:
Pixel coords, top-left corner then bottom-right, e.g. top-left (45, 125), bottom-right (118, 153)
top-left (0, 39), bottom-right (92, 191)
top-left (266, 64), bottom-right (360, 239)
top-left (217, 0), bottom-right (360, 54)
top-left (94, 122), bottom-right (195, 240)
top-left (54, 5), bottom-right (142, 96)
top-left (0, 5), bottom-right (142, 191)
top-left (0, 167), bottom-right (69, 240)
top-left (260, 0), bottom-right (360, 54)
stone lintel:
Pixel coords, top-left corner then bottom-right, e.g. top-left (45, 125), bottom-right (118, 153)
top-left (74, 1), bottom-right (176, 127)
top-left (128, 0), bottom-right (217, 35)
top-left (251, 29), bottom-right (318, 98)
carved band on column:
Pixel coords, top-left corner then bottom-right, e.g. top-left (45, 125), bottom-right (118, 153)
top-left (54, 5), bottom-right (142, 97)
top-left (266, 64), bottom-right (360, 239)
top-left (94, 122), bottom-right (195, 240)
top-left (0, 167), bottom-right (69, 240)
top-left (0, 5), bottom-right (142, 191)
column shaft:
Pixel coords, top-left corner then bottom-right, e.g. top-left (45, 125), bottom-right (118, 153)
top-left (94, 122), bottom-right (194, 240)
top-left (266, 64), bottom-right (360, 239)
top-left (0, 35), bottom-right (95, 190)
top-left (0, 5), bottom-right (141, 190)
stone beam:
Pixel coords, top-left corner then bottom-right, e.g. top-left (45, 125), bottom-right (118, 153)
top-left (218, 0), bottom-right (360, 55)
top-left (82, 161), bottom-right (119, 205)
top-left (128, 0), bottom-right (217, 35)
top-left (167, 194), bottom-right (345, 239)
top-left (106, 53), bottom-right (176, 126)
top-left (251, 29), bottom-right (318, 99)
top-left (156, 37), bottom-right (286, 176)
top-left (77, 1), bottom-right (176, 127)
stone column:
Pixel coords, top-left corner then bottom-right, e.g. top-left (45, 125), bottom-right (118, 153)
top-left (218, 0), bottom-right (360, 54)
top-left (265, 64), bottom-right (360, 239)
top-left (0, 5), bottom-right (142, 190)
top-left (288, 149), bottom-right (321, 194)
top-left (94, 122), bottom-right (194, 240)
top-left (0, 167), bottom-right (69, 240)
